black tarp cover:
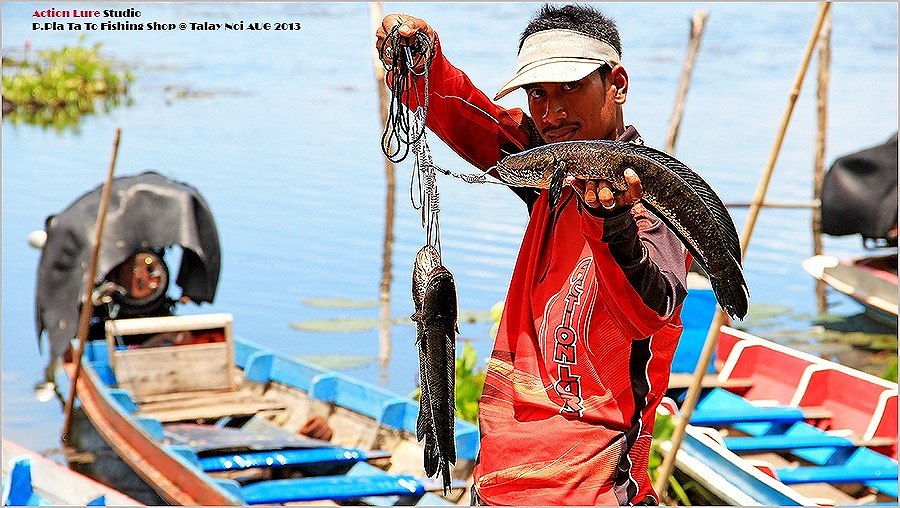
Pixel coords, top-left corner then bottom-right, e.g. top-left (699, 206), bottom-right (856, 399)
top-left (35, 171), bottom-right (221, 358)
top-left (821, 133), bottom-right (898, 243)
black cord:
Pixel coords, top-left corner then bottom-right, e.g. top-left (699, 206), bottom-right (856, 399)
top-left (381, 26), bottom-right (434, 163)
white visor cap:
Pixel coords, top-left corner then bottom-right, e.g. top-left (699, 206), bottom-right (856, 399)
top-left (494, 29), bottom-right (621, 101)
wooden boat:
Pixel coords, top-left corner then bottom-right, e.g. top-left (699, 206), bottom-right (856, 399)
top-left (63, 312), bottom-right (476, 506)
top-left (1, 438), bottom-right (142, 506)
top-left (810, 133), bottom-right (898, 327)
top-left (803, 252), bottom-right (898, 326)
top-left (662, 326), bottom-right (898, 506)
top-left (64, 279), bottom-right (898, 506)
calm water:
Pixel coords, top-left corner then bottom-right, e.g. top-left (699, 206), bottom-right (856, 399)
top-left (2, 1), bottom-right (897, 468)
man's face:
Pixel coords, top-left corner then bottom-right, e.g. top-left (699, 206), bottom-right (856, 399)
top-left (524, 66), bottom-right (626, 143)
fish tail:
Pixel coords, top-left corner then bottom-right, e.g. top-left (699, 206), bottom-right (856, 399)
top-left (709, 261), bottom-right (750, 319)
top-left (440, 459), bottom-right (452, 495)
top-left (423, 436), bottom-right (439, 477)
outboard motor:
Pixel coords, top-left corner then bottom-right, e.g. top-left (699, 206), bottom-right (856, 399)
top-left (34, 170), bottom-right (221, 358)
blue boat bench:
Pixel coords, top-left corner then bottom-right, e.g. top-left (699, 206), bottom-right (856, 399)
top-left (690, 388), bottom-right (899, 499)
top-left (199, 447), bottom-right (392, 473)
top-left (689, 388), bottom-right (831, 428)
top-left (163, 419), bottom-right (395, 474)
top-left (238, 462), bottom-right (463, 505)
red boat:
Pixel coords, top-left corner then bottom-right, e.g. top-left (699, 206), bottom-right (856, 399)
top-left (663, 325), bottom-right (898, 506)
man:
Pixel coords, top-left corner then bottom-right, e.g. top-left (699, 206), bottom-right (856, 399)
top-left (377, 5), bottom-right (690, 505)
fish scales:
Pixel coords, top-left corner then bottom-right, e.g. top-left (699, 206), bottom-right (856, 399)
top-left (421, 266), bottom-right (457, 492)
top-left (412, 246), bottom-right (439, 443)
top-left (490, 140), bottom-right (749, 319)
top-left (410, 246), bottom-right (457, 492)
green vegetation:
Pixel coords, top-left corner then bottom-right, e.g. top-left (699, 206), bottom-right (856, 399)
top-left (453, 341), bottom-right (487, 423)
top-left (649, 413), bottom-right (725, 505)
top-left (649, 413), bottom-right (690, 505)
top-left (411, 341), bottom-right (486, 425)
top-left (2, 36), bottom-right (133, 131)
top-left (884, 357), bottom-right (898, 383)
top-left (301, 297), bottom-right (379, 309)
top-left (289, 317), bottom-right (382, 333)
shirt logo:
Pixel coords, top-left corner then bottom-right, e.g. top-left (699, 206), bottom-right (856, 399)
top-left (547, 257), bottom-right (592, 417)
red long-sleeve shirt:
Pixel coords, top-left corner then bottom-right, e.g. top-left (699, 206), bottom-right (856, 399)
top-left (397, 38), bottom-right (690, 505)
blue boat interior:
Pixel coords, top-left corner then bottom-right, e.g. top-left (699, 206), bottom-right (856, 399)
top-left (81, 335), bottom-right (477, 504)
top-left (692, 387), bottom-right (899, 499)
top-left (76, 287), bottom-right (896, 505)
top-left (1, 458), bottom-right (110, 506)
top-left (671, 288), bottom-right (719, 374)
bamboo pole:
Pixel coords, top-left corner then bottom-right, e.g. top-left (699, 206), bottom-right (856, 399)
top-left (813, 14), bottom-right (831, 314)
top-left (370, 1), bottom-right (395, 386)
top-left (664, 9), bottom-right (710, 155)
top-left (61, 127), bottom-right (122, 441)
top-left (653, 2), bottom-right (832, 496)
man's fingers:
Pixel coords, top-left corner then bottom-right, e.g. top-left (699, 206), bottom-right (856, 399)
top-left (399, 20), bottom-right (418, 37)
top-left (378, 14), bottom-right (434, 70)
top-left (624, 168), bottom-right (642, 201)
top-left (381, 14), bottom-right (404, 33)
top-left (596, 182), bottom-right (615, 209)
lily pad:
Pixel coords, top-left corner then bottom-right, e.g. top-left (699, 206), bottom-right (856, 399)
top-left (290, 317), bottom-right (381, 333)
top-left (792, 312), bottom-right (847, 324)
top-left (296, 355), bottom-right (377, 370)
top-left (822, 330), bottom-right (898, 351)
top-left (302, 297), bottom-right (379, 309)
top-left (746, 303), bottom-right (793, 320)
top-left (458, 309), bottom-right (494, 324)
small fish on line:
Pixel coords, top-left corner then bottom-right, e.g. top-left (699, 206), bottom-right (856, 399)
top-left (411, 245), bottom-right (458, 493)
top-left (489, 140), bottom-right (749, 319)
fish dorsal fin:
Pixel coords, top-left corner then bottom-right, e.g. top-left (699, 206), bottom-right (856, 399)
top-left (627, 143), bottom-right (743, 266)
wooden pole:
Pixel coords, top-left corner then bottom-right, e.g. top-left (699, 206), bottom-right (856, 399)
top-left (653, 2), bottom-right (832, 496)
top-left (664, 9), bottom-right (710, 155)
top-left (370, 1), bottom-right (395, 386)
top-left (813, 14), bottom-right (831, 314)
top-left (61, 127), bottom-right (122, 441)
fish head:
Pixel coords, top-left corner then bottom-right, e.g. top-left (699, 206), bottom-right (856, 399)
top-left (422, 265), bottom-right (458, 326)
top-left (413, 245), bottom-right (441, 312)
top-left (492, 147), bottom-right (558, 188)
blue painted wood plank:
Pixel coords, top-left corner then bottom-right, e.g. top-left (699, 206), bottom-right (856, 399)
top-left (243, 352), bottom-right (274, 384)
top-left (679, 431), bottom-right (804, 506)
top-left (776, 465), bottom-right (898, 484)
top-left (691, 387), bottom-right (804, 426)
top-left (106, 389), bottom-right (136, 414)
top-left (270, 356), bottom-right (327, 392)
top-left (239, 475), bottom-right (425, 504)
top-left (233, 338), bottom-right (259, 368)
top-left (691, 407), bottom-right (804, 426)
top-left (199, 447), bottom-right (370, 472)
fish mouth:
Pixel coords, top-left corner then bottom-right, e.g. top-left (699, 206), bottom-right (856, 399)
top-left (542, 125), bottom-right (579, 142)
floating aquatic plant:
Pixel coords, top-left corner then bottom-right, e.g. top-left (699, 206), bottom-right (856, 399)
top-left (301, 297), bottom-right (379, 309)
top-left (296, 355), bottom-right (377, 370)
top-left (2, 35), bottom-right (133, 131)
top-left (289, 317), bottom-right (382, 334)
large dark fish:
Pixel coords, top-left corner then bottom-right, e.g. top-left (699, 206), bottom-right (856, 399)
top-left (490, 140), bottom-right (749, 319)
top-left (411, 245), bottom-right (457, 492)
